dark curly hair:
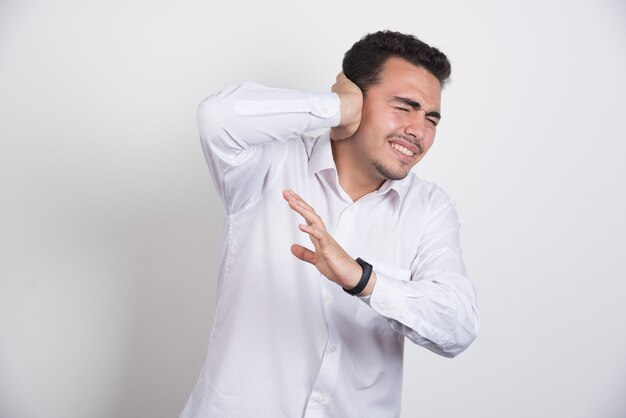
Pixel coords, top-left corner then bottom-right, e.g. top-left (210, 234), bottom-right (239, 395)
top-left (342, 30), bottom-right (451, 94)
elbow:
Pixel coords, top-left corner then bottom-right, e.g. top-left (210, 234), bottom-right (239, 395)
top-left (442, 308), bottom-right (480, 358)
top-left (421, 327), bottom-right (478, 359)
top-left (409, 305), bottom-right (480, 359)
top-left (197, 82), bottom-right (255, 138)
top-left (444, 324), bottom-right (479, 358)
top-left (197, 95), bottom-right (228, 142)
top-left (443, 285), bottom-right (481, 358)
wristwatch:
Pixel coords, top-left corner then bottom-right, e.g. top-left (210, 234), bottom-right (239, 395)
top-left (342, 258), bottom-right (373, 296)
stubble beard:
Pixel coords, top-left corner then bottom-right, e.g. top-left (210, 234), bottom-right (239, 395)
top-left (372, 160), bottom-right (411, 181)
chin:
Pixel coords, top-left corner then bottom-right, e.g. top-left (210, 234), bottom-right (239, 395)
top-left (373, 161), bottom-right (411, 181)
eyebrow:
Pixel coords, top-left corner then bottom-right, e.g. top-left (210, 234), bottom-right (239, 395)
top-left (392, 96), bottom-right (442, 120)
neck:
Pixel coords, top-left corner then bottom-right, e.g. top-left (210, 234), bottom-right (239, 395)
top-left (331, 139), bottom-right (385, 202)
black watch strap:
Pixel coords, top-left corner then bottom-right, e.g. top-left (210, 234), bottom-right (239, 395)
top-left (343, 258), bottom-right (372, 296)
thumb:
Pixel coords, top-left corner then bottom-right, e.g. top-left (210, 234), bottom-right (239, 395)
top-left (291, 244), bottom-right (316, 264)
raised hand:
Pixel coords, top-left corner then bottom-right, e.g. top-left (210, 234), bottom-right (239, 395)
top-left (330, 72), bottom-right (363, 141)
top-left (282, 189), bottom-right (363, 290)
top-left (283, 190), bottom-right (376, 296)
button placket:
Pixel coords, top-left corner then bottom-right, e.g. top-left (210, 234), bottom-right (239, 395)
top-left (304, 204), bottom-right (356, 418)
top-left (333, 206), bottom-right (357, 253)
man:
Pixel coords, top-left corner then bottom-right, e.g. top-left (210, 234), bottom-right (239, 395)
top-left (180, 31), bottom-right (479, 418)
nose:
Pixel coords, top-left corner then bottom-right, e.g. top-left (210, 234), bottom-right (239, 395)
top-left (404, 111), bottom-right (426, 141)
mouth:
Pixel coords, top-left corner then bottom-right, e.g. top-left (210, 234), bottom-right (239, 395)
top-left (388, 137), bottom-right (421, 162)
top-left (391, 142), bottom-right (416, 157)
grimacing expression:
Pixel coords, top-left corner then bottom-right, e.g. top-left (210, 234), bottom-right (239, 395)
top-left (352, 57), bottom-right (442, 181)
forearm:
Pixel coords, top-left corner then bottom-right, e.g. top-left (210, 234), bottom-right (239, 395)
top-left (364, 270), bottom-right (479, 357)
top-left (198, 82), bottom-right (340, 154)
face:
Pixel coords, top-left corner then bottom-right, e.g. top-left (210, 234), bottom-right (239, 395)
top-left (350, 57), bottom-right (442, 182)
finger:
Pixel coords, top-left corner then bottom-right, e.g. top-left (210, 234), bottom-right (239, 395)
top-left (283, 190), bottom-right (309, 217)
top-left (283, 190), bottom-right (323, 226)
top-left (299, 223), bottom-right (325, 241)
top-left (287, 199), bottom-right (322, 227)
top-left (285, 189), bottom-right (316, 213)
top-left (289, 202), bottom-right (326, 231)
top-left (290, 244), bottom-right (316, 264)
top-left (282, 189), bottom-right (297, 204)
top-left (283, 189), bottom-right (303, 204)
top-left (283, 189), bottom-right (305, 209)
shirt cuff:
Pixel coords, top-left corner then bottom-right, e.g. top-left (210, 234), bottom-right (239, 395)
top-left (368, 267), bottom-right (410, 321)
top-left (304, 92), bottom-right (341, 130)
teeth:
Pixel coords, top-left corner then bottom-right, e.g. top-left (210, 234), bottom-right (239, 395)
top-left (391, 143), bottom-right (414, 157)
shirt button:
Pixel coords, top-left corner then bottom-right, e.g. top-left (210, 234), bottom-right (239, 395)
top-left (322, 294), bottom-right (330, 304)
top-left (329, 345), bottom-right (337, 353)
top-left (315, 395), bottom-right (327, 405)
top-left (320, 106), bottom-right (329, 115)
top-left (378, 302), bottom-right (388, 311)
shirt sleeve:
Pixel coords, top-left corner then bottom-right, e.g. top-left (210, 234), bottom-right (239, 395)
top-left (363, 189), bottom-right (480, 358)
top-left (197, 82), bottom-right (341, 215)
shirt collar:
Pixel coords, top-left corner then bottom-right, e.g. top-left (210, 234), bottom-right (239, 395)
top-left (307, 131), bottom-right (408, 206)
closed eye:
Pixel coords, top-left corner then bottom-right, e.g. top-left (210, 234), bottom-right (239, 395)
top-left (395, 107), bottom-right (410, 112)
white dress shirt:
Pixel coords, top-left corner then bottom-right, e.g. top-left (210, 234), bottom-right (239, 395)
top-left (180, 82), bottom-right (479, 418)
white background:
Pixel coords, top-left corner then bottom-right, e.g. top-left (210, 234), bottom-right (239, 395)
top-left (1, 0), bottom-right (625, 417)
